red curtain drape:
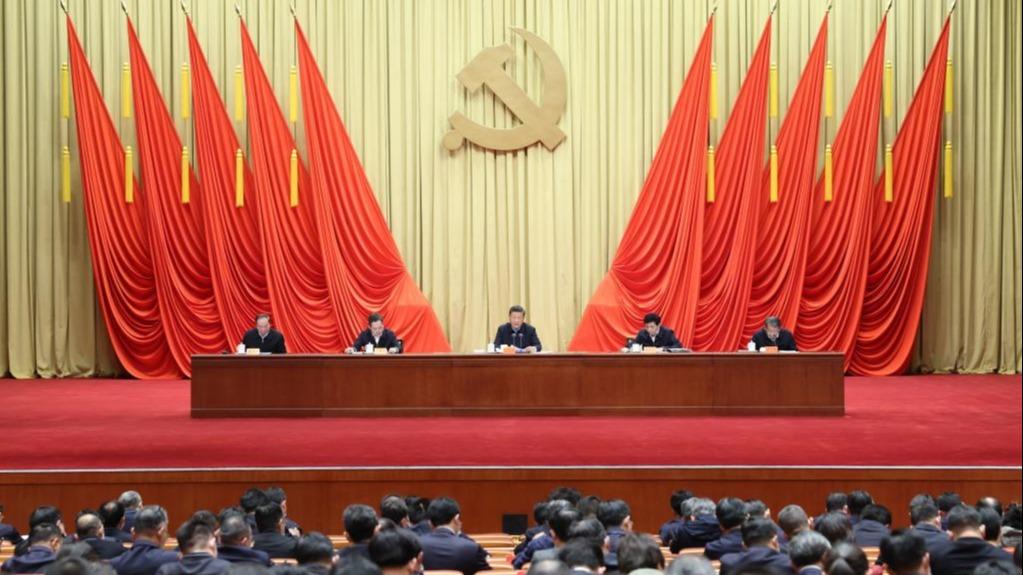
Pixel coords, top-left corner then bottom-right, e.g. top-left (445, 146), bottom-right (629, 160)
top-left (295, 23), bottom-right (450, 352)
top-left (240, 20), bottom-right (343, 353)
top-left (568, 18), bottom-right (713, 351)
top-left (127, 19), bottom-right (229, 376)
top-left (66, 17), bottom-right (181, 379)
top-left (850, 19), bottom-right (951, 376)
top-left (692, 17), bottom-right (772, 351)
top-left (797, 17), bottom-right (888, 368)
top-left (743, 16), bottom-right (828, 339)
top-left (186, 17), bottom-right (272, 346)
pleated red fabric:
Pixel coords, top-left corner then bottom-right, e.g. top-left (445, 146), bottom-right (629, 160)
top-left (568, 19), bottom-right (713, 351)
top-left (66, 17), bottom-right (181, 379)
top-left (692, 17), bottom-right (772, 351)
top-left (743, 16), bottom-right (828, 339)
top-left (295, 23), bottom-right (450, 352)
top-left (186, 17), bottom-right (272, 345)
top-left (127, 19), bottom-right (230, 376)
top-left (240, 20), bottom-right (343, 352)
top-left (850, 19), bottom-right (951, 376)
top-left (797, 17), bottom-right (888, 368)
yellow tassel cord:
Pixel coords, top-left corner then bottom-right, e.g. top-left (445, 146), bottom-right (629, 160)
top-left (289, 149), bottom-right (299, 207)
top-left (124, 146), bottom-right (134, 203)
top-left (61, 146), bottom-right (71, 203)
top-left (289, 65), bottom-right (298, 123)
top-left (709, 62), bottom-right (718, 119)
top-left (234, 65), bottom-right (244, 121)
top-left (884, 144), bottom-right (894, 202)
top-left (235, 148), bottom-right (245, 207)
top-left (769, 145), bottom-right (778, 202)
top-left (121, 63), bottom-right (131, 118)
top-left (824, 61), bottom-right (834, 118)
top-left (181, 146), bottom-right (190, 204)
top-left (944, 141), bottom-right (953, 198)
top-left (706, 146), bottom-right (716, 203)
top-left (824, 144), bottom-right (833, 202)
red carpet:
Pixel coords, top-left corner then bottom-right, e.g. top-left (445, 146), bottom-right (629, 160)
top-left (1, 375), bottom-right (1019, 471)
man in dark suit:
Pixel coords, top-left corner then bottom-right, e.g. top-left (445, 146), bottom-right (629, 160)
top-left (909, 503), bottom-right (949, 550)
top-left (251, 503), bottom-right (298, 559)
top-left (12, 506), bottom-right (66, 557)
top-left (266, 486), bottom-right (303, 538)
top-left (370, 528), bottom-right (423, 575)
top-left (558, 539), bottom-right (605, 575)
top-left (516, 502), bottom-right (551, 555)
top-left (109, 506), bottom-right (179, 575)
top-left (348, 313), bottom-right (402, 353)
top-left (100, 500), bottom-right (133, 544)
top-left (660, 490), bottom-right (693, 547)
top-left (216, 512), bottom-right (272, 567)
top-left (633, 313), bottom-right (682, 349)
top-left (75, 512), bottom-right (125, 560)
top-left (493, 305), bottom-right (542, 352)
top-left (749, 316), bottom-right (797, 351)
top-left (338, 504), bottom-right (378, 564)
top-left (616, 532), bottom-right (665, 574)
top-left (669, 498), bottom-right (722, 554)
top-left (787, 530), bottom-right (831, 575)
top-left (296, 532), bottom-right (337, 575)
top-left (597, 500), bottom-right (633, 571)
top-left (119, 491), bottom-right (144, 533)
top-left (935, 493), bottom-right (962, 532)
top-left (813, 493), bottom-right (849, 528)
top-left (155, 519), bottom-right (230, 575)
top-left (719, 518), bottom-right (794, 575)
top-left (778, 505), bottom-right (813, 547)
top-left (239, 313), bottom-right (287, 354)
top-left (705, 498), bottom-right (748, 560)
top-left (514, 501), bottom-right (572, 568)
top-left (1, 524), bottom-right (62, 574)
top-left (879, 531), bottom-right (931, 575)
top-left (852, 504), bottom-right (892, 548)
top-left (0, 505), bottom-right (24, 547)
top-left (418, 497), bottom-right (490, 575)
top-left (814, 513), bottom-right (852, 545)
top-left (929, 505), bottom-right (1013, 575)
top-left (846, 491), bottom-right (874, 528)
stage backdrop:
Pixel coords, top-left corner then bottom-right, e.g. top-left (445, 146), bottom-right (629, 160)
top-left (0, 0), bottom-right (1020, 377)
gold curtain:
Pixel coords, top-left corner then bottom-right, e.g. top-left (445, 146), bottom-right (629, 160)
top-left (1, 0), bottom-right (1018, 377)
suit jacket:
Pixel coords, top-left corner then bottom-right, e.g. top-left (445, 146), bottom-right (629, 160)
top-left (719, 546), bottom-right (794, 575)
top-left (241, 328), bottom-right (287, 354)
top-left (83, 536), bottom-right (128, 559)
top-left (217, 545), bottom-right (272, 567)
top-left (493, 323), bottom-right (542, 351)
top-left (253, 532), bottom-right (298, 559)
top-left (634, 327), bottom-right (681, 349)
top-left (605, 527), bottom-right (628, 568)
top-left (124, 509), bottom-right (139, 532)
top-left (928, 537), bottom-right (1013, 575)
top-left (750, 328), bottom-right (797, 351)
top-left (411, 521), bottom-right (432, 536)
top-left (351, 329), bottom-right (401, 352)
top-left (659, 518), bottom-right (684, 547)
top-left (669, 515), bottom-right (723, 554)
top-left (109, 540), bottom-right (180, 575)
top-left (154, 553), bottom-right (231, 575)
top-left (513, 534), bottom-right (553, 568)
top-left (852, 520), bottom-right (890, 548)
top-left (106, 527), bottom-right (134, 543)
top-left (337, 543), bottom-right (371, 564)
top-left (704, 528), bottom-right (744, 560)
top-left (909, 523), bottom-right (949, 551)
top-left (1, 545), bottom-right (57, 574)
top-left (419, 528), bottom-right (491, 575)
top-left (514, 525), bottom-right (548, 554)
top-left (0, 523), bottom-right (23, 546)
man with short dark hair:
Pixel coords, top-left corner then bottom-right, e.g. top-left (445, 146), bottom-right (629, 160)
top-left (633, 313), bottom-right (682, 349)
top-left (405, 497), bottom-right (431, 536)
top-left (909, 503), bottom-right (948, 550)
top-left (0, 505), bottom-right (23, 548)
top-left (935, 494), bottom-right (962, 532)
top-left (14, 506), bottom-right (66, 556)
top-left (265, 486), bottom-right (302, 538)
top-left (597, 499), bottom-right (633, 570)
top-left (852, 504), bottom-right (891, 547)
top-left (660, 491), bottom-right (694, 548)
top-left (880, 532), bottom-right (930, 575)
top-left (99, 500), bottom-right (132, 543)
top-left (814, 493), bottom-right (848, 527)
top-left (719, 518), bottom-right (793, 575)
top-left (493, 306), bottom-right (542, 352)
top-left (110, 506), bottom-right (178, 575)
top-left (558, 539), bottom-right (604, 575)
top-left (778, 506), bottom-right (812, 542)
top-left (339, 505), bottom-right (378, 564)
top-left (669, 498), bottom-right (722, 554)
top-left (617, 533), bottom-right (664, 574)
top-left (348, 313), bottom-right (401, 353)
top-left (217, 513), bottom-right (272, 567)
top-left (369, 529), bottom-right (422, 575)
top-left (380, 496), bottom-right (411, 529)
top-left (529, 507), bottom-right (581, 564)
top-left (976, 498), bottom-right (1003, 518)
top-left (75, 512), bottom-right (124, 559)
top-left (296, 532), bottom-right (337, 575)
top-left (418, 498), bottom-right (490, 575)
top-left (787, 531), bottom-right (831, 575)
top-left (155, 520), bottom-right (230, 575)
top-left (929, 505), bottom-right (1012, 575)
top-left (239, 488), bottom-right (270, 533)
top-left (515, 501), bottom-right (551, 556)
top-left (749, 317), bottom-right (797, 351)
top-left (814, 513), bottom-right (852, 545)
top-left (2, 524), bottom-right (63, 573)
top-left (251, 503), bottom-right (297, 559)
top-left (979, 508), bottom-right (1003, 547)
top-left (240, 313), bottom-right (287, 354)
top-left (705, 498), bottom-right (747, 560)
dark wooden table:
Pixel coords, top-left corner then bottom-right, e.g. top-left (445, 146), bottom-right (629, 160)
top-left (190, 352), bottom-right (844, 417)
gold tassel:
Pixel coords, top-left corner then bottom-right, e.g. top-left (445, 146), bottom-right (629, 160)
top-left (769, 145), bottom-right (778, 202)
top-left (235, 148), bottom-right (245, 207)
top-left (289, 149), bottom-right (299, 207)
top-left (124, 146), bottom-right (134, 204)
top-left (944, 140), bottom-right (953, 198)
top-left (884, 60), bottom-right (893, 118)
top-left (824, 144), bottom-right (833, 202)
top-left (61, 146), bottom-right (71, 203)
top-left (181, 146), bottom-right (190, 204)
top-left (706, 146), bottom-right (716, 203)
top-left (121, 63), bottom-right (131, 118)
top-left (824, 61), bottom-right (834, 118)
top-left (234, 65), bottom-right (244, 121)
top-left (769, 63), bottom-right (779, 118)
top-left (945, 58), bottom-right (953, 114)
top-left (884, 144), bottom-right (893, 202)
top-left (181, 63), bottom-right (190, 120)
top-left (289, 65), bottom-right (298, 123)
top-left (709, 62), bottom-right (718, 119)
top-left (60, 62), bottom-right (70, 118)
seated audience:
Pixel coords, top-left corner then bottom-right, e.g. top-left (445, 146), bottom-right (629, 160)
top-left (515, 502), bottom-right (551, 555)
top-left (666, 555), bottom-right (716, 575)
top-left (909, 503), bottom-right (949, 550)
top-left (74, 512), bottom-right (124, 560)
top-left (98, 501), bottom-right (131, 544)
top-left (719, 518), bottom-right (793, 575)
top-left (265, 487), bottom-right (302, 537)
top-left (669, 498), bottom-right (722, 554)
top-left (239, 489), bottom-right (271, 534)
top-left (251, 503), bottom-right (297, 559)
top-left (567, 517), bottom-right (608, 550)
top-left (531, 507), bottom-right (582, 564)
top-left (705, 498), bottom-right (748, 560)
top-left (879, 532), bottom-right (930, 575)
top-left (816, 494), bottom-right (849, 528)
top-left (815, 513), bottom-right (853, 545)
top-left (339, 505), bottom-right (379, 564)
top-left (418, 497), bottom-right (490, 575)
top-left (822, 542), bottom-right (868, 575)
top-left (119, 492), bottom-right (144, 533)
top-left (1000, 504), bottom-right (1022, 550)
top-left (216, 513), bottom-right (272, 567)
top-left (778, 505), bottom-right (813, 544)
top-left (616, 533), bottom-right (664, 575)
top-left (296, 533), bottom-right (337, 575)
top-left (369, 529), bottom-right (422, 575)
top-left (514, 500), bottom-right (573, 568)
top-left (576, 497), bottom-right (602, 521)
top-left (929, 505), bottom-right (1012, 575)
top-left (978, 508), bottom-right (1003, 548)
top-left (404, 497), bottom-right (431, 536)
top-left (0, 505), bottom-right (23, 547)
top-left (14, 506), bottom-right (66, 556)
top-left (846, 492), bottom-right (873, 529)
top-left (660, 491), bottom-right (694, 548)
top-left (2, 524), bottom-right (63, 574)
top-left (597, 500), bottom-right (633, 570)
top-left (788, 531), bottom-right (831, 575)
top-left (332, 555), bottom-right (382, 575)
top-left (851, 505), bottom-right (891, 547)
top-left (154, 519), bottom-right (230, 575)
top-left (746, 500), bottom-right (788, 547)
top-left (558, 539), bottom-right (605, 575)
top-left (110, 506), bottom-right (178, 575)
top-left (379, 496), bottom-right (411, 529)
top-left (935, 494), bottom-right (962, 532)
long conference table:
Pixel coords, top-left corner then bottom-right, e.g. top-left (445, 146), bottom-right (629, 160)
top-left (190, 352), bottom-right (844, 417)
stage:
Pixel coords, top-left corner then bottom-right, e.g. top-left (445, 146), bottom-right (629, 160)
top-left (1, 374), bottom-right (1020, 534)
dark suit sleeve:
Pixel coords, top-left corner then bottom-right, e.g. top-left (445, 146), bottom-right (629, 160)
top-left (274, 332), bottom-right (287, 354)
top-left (472, 543), bottom-right (491, 574)
top-left (664, 328), bottom-right (681, 348)
top-left (783, 330), bottom-right (798, 351)
top-left (352, 330), bottom-right (369, 350)
top-left (493, 325), bottom-right (506, 347)
top-left (635, 331), bottom-right (652, 346)
top-left (529, 326), bottom-right (542, 351)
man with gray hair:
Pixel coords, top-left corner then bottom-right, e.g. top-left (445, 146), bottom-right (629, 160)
top-left (788, 531), bottom-right (831, 575)
top-left (118, 491), bottom-right (143, 532)
top-left (216, 513), bottom-right (272, 566)
top-left (749, 316), bottom-right (797, 351)
top-left (668, 498), bottom-right (721, 554)
top-left (778, 505), bottom-right (813, 543)
top-left (110, 506), bottom-right (178, 575)
top-left (75, 512), bottom-right (125, 560)
top-left (666, 555), bottom-right (716, 575)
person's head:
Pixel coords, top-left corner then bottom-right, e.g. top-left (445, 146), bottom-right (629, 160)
top-left (778, 505), bottom-right (811, 539)
top-left (508, 305), bottom-right (526, 329)
top-left (686, 498), bottom-right (716, 520)
top-left (44, 557), bottom-right (102, 575)
top-left (133, 505), bottom-right (170, 542)
top-left (297, 532), bottom-right (336, 566)
top-left (75, 513), bottom-right (104, 540)
top-left (644, 313), bottom-right (662, 337)
top-left (666, 556), bottom-right (716, 575)
top-left (976, 497), bottom-right (1003, 518)
top-left (909, 494), bottom-right (935, 510)
top-left (177, 519), bottom-right (217, 555)
top-left (979, 507), bottom-right (1002, 544)
top-left (344, 504), bottom-right (379, 544)
top-left (368, 528), bottom-right (422, 575)
top-left (191, 510), bottom-right (219, 531)
top-left (815, 512), bottom-right (852, 545)
top-left (789, 530), bottom-right (831, 569)
top-left (861, 505), bottom-right (892, 527)
top-left (558, 538), bottom-right (605, 571)
top-left (254, 313), bottom-right (272, 336)
top-left (331, 555), bottom-right (381, 575)
top-left (265, 487), bottom-right (288, 514)
top-left (936, 493), bottom-right (962, 515)
top-left (118, 491), bottom-right (143, 510)
top-left (526, 559), bottom-right (571, 575)
top-left (825, 493), bottom-right (849, 514)
top-left (30, 506), bottom-right (66, 534)
top-left (98, 501), bottom-right (125, 532)
top-left (426, 497), bottom-right (460, 531)
top-left (30, 523), bottom-right (65, 552)
top-left (548, 487), bottom-right (582, 506)
top-left (670, 491), bottom-right (694, 517)
top-left (254, 503), bottom-right (284, 535)
top-left (577, 496), bottom-right (602, 519)
top-left (764, 316), bottom-right (782, 339)
top-left (879, 532), bottom-right (929, 575)
top-left (911, 503), bottom-right (941, 527)
top-left (568, 517), bottom-right (607, 548)
top-left (549, 507), bottom-right (582, 544)
top-left (546, 500), bottom-right (573, 521)
top-left (745, 500), bottom-right (769, 520)
top-left (847, 491), bottom-right (873, 517)
top-left (404, 497), bottom-right (429, 525)
top-left (947, 504), bottom-right (984, 539)
top-left (617, 533), bottom-right (665, 574)
top-left (716, 497), bottom-right (748, 531)
top-left (220, 512), bottom-right (253, 547)
top-left (741, 518), bottom-right (779, 550)
top-left (972, 561), bottom-right (1016, 575)
top-left (380, 496), bottom-right (410, 527)
top-left (54, 542), bottom-right (100, 564)
top-left (368, 313), bottom-right (385, 338)
top-left (597, 499), bottom-right (632, 531)
top-left (823, 542), bottom-right (868, 575)
top-left (241, 488), bottom-right (270, 514)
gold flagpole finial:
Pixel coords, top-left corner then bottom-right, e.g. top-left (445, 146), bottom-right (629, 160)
top-left (120, 0), bottom-right (129, 16)
top-left (709, 1), bottom-right (718, 17)
top-left (826, 0), bottom-right (833, 13)
top-left (948, 0), bottom-right (957, 15)
top-left (770, 0), bottom-right (779, 16)
top-left (884, 0), bottom-right (894, 16)
top-left (290, 2), bottom-right (297, 18)
top-left (179, 0), bottom-right (189, 17)
top-left (234, 3), bottom-right (242, 17)
top-left (59, 0), bottom-right (69, 15)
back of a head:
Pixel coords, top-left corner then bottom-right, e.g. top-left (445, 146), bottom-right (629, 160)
top-left (344, 504), bottom-right (379, 544)
top-left (75, 513), bottom-right (104, 540)
top-left (548, 487), bottom-right (583, 507)
top-left (745, 500), bottom-right (769, 520)
top-left (426, 497), bottom-right (459, 528)
top-left (978, 507), bottom-right (1002, 543)
top-left (971, 561), bottom-right (1016, 575)
top-left (404, 497), bottom-right (429, 525)
top-left (860, 504), bottom-right (892, 526)
top-left (297, 532), bottom-right (335, 565)
top-left (368, 528), bottom-right (421, 569)
top-left (133, 505), bottom-right (169, 537)
top-left (331, 556), bottom-right (382, 575)
top-left (597, 499), bottom-right (631, 529)
top-left (976, 497), bottom-right (1003, 517)
top-left (526, 559), bottom-right (571, 575)
top-left (936, 492), bottom-right (962, 513)
top-left (568, 517), bottom-right (606, 545)
top-left (44, 557), bottom-right (98, 575)
top-left (558, 538), bottom-right (604, 571)
top-left (815, 512), bottom-right (852, 545)
top-left (879, 532), bottom-right (927, 575)
top-left (254, 503), bottom-right (284, 534)
top-left (716, 497), bottom-right (748, 530)
top-left (688, 498), bottom-right (716, 519)
top-left (30, 523), bottom-right (64, 546)
top-left (825, 493), bottom-right (848, 513)
top-left (778, 505), bottom-right (809, 539)
top-left (265, 487), bottom-right (287, 506)
top-left (847, 491), bottom-right (873, 517)
top-left (947, 504), bottom-right (983, 535)
top-left (99, 501), bottom-right (125, 530)
top-left (550, 508), bottom-right (582, 542)
top-left (823, 542), bottom-right (868, 575)
top-left (380, 496), bottom-right (409, 525)
top-left (118, 491), bottom-right (143, 510)
top-left (741, 518), bottom-right (777, 549)
top-left (56, 542), bottom-right (99, 563)
top-left (577, 496), bottom-right (602, 519)
top-left (617, 533), bottom-right (664, 574)
top-left (228, 564), bottom-right (273, 575)
top-left (910, 502), bottom-right (940, 526)
top-left (191, 510), bottom-right (218, 531)
top-left (220, 512), bottom-right (253, 546)
top-left (671, 491), bottom-right (695, 516)
top-left (666, 555), bottom-right (716, 575)
top-left (241, 488), bottom-right (271, 514)
top-left (30, 506), bottom-right (64, 529)
top-left (909, 494), bottom-right (935, 510)
top-left (789, 531), bottom-right (832, 569)
top-left (177, 519), bottom-right (216, 554)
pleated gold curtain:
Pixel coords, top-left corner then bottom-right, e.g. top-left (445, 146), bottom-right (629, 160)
top-left (1, 0), bottom-right (1019, 377)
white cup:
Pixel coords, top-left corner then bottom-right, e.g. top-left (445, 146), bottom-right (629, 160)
top-left (487, 342), bottom-right (496, 353)
top-left (747, 341), bottom-right (757, 351)
top-left (630, 343), bottom-right (642, 353)
top-left (365, 343), bottom-right (374, 354)
top-left (236, 343), bottom-right (246, 354)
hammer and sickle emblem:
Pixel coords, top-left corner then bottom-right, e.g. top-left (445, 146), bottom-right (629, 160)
top-left (442, 28), bottom-right (567, 152)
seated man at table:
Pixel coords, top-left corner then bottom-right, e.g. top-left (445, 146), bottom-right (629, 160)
top-left (240, 313), bottom-right (287, 354)
top-left (749, 316), bottom-right (797, 351)
top-left (633, 313), bottom-right (682, 349)
top-left (348, 313), bottom-right (402, 353)
top-left (494, 305), bottom-right (542, 353)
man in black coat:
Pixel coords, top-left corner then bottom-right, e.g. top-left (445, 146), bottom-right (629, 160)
top-left (337, 505), bottom-right (378, 564)
top-left (239, 313), bottom-right (287, 354)
top-left (852, 505), bottom-right (892, 548)
top-left (100, 500), bottom-right (133, 544)
top-left (705, 498), bottom-right (748, 560)
top-left (155, 520), bottom-right (230, 575)
top-left (0, 506), bottom-right (23, 547)
top-left (929, 505), bottom-right (1013, 575)
top-left (1, 524), bottom-right (62, 574)
top-left (110, 506), bottom-right (179, 575)
top-left (668, 498), bottom-right (723, 554)
top-left (908, 503), bottom-right (949, 550)
top-left (633, 313), bottom-right (682, 349)
top-left (749, 316), bottom-right (797, 351)
top-left (418, 498), bottom-right (490, 575)
top-left (251, 503), bottom-right (297, 559)
top-left (75, 512), bottom-right (126, 560)
top-left (493, 305), bottom-right (542, 352)
top-left (216, 513), bottom-right (272, 567)
top-left (719, 519), bottom-right (795, 575)
top-left (12, 506), bottom-right (66, 557)
top-left (348, 313), bottom-right (402, 353)
top-left (788, 531), bottom-right (831, 575)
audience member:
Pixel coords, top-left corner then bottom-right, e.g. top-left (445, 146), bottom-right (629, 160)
top-left (109, 506), bottom-right (178, 575)
top-left (705, 498), bottom-right (748, 560)
top-left (929, 505), bottom-right (1012, 575)
top-left (251, 503), bottom-right (297, 559)
top-left (418, 498), bottom-right (489, 575)
top-left (217, 513), bottom-right (272, 567)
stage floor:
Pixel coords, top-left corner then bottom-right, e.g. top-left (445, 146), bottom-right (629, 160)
top-left (1, 374), bottom-right (1019, 471)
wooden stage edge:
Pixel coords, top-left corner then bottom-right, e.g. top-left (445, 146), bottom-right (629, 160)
top-left (1, 467), bottom-right (1018, 535)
